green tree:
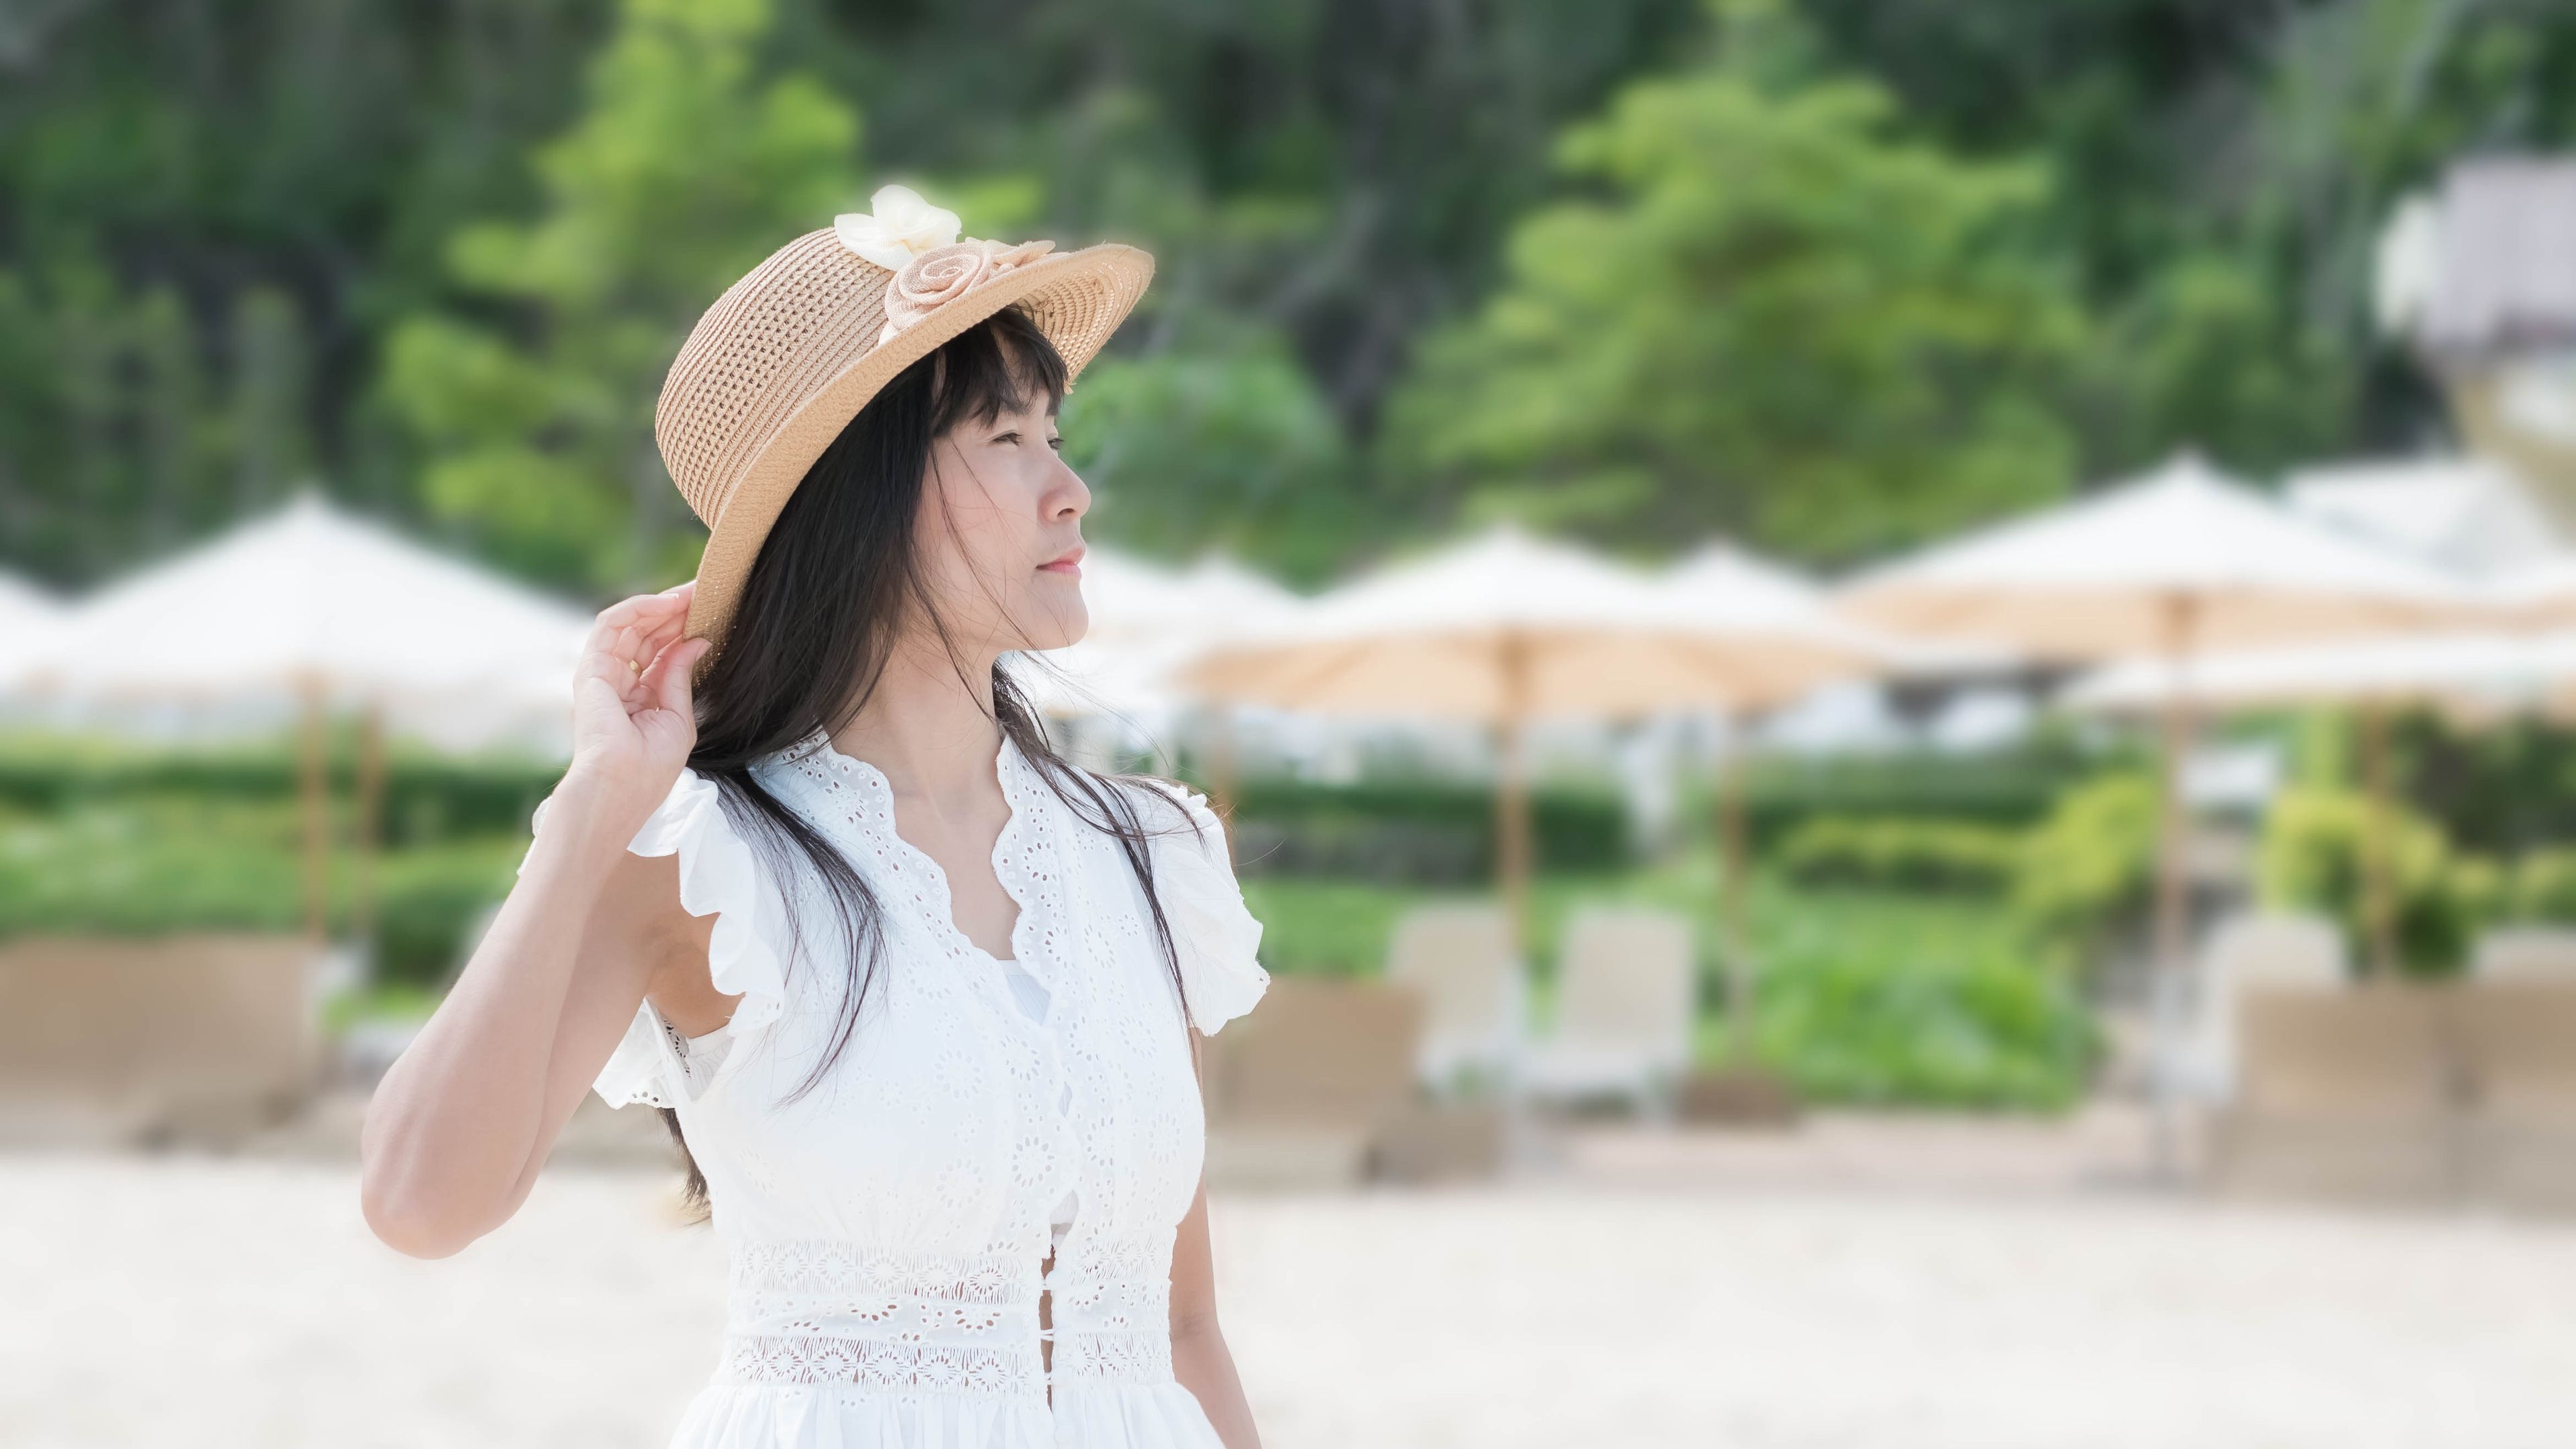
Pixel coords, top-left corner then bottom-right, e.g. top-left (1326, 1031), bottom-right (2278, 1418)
top-left (1383, 3), bottom-right (2088, 559)
top-left (380, 0), bottom-right (859, 592)
top-left (1062, 321), bottom-right (1358, 586)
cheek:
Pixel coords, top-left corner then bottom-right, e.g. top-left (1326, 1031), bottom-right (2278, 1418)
top-left (920, 462), bottom-right (1036, 596)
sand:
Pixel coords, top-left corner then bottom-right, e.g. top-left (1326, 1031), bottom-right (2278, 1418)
top-left (3, 1149), bottom-right (2570, 1448)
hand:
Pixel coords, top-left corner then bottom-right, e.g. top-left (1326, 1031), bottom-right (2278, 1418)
top-left (566, 582), bottom-right (711, 824)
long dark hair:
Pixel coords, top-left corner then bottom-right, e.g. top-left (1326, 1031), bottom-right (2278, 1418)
top-left (661, 306), bottom-right (1193, 1216)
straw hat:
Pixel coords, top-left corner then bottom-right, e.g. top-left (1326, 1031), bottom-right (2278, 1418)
top-left (656, 184), bottom-right (1155, 656)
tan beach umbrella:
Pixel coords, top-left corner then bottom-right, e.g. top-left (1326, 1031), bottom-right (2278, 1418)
top-left (1840, 451), bottom-right (2479, 1171)
top-left (1184, 525), bottom-right (1886, 954)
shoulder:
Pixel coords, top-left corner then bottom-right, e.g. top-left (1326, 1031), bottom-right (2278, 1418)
top-left (1111, 774), bottom-right (1228, 853)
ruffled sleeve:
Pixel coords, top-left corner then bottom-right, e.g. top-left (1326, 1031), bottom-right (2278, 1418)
top-left (521, 767), bottom-right (792, 1108)
top-left (1136, 780), bottom-right (1270, 1034)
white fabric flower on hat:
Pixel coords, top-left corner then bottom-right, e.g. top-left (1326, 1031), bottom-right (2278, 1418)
top-left (833, 184), bottom-right (961, 271)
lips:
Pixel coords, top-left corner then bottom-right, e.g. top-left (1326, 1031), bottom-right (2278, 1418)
top-left (1040, 546), bottom-right (1085, 576)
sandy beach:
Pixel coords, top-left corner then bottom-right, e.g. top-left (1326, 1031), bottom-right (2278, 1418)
top-left (4, 1140), bottom-right (2573, 1449)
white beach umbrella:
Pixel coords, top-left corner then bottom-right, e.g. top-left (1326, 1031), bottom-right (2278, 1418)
top-left (17, 494), bottom-right (593, 938)
top-left (27, 494), bottom-right (590, 718)
top-left (1841, 451), bottom-right (2483, 1171)
top-left (0, 572), bottom-right (66, 689)
top-left (1839, 453), bottom-right (2477, 655)
top-left (2063, 631), bottom-right (2576, 718)
top-left (2487, 555), bottom-right (2576, 629)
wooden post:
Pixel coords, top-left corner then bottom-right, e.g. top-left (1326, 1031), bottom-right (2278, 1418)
top-left (297, 678), bottom-right (331, 942)
top-left (2149, 594), bottom-right (2201, 1179)
top-left (2357, 703), bottom-right (2398, 978)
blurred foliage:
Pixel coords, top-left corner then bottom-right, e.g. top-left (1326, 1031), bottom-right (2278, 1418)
top-left (1224, 775), bottom-right (1631, 882)
top-left (0, 731), bottom-right (561, 845)
top-left (1248, 855), bottom-right (2094, 1110)
top-left (372, 841), bottom-right (523, 986)
top-left (2257, 784), bottom-right (2501, 977)
top-left (382, 0), bottom-right (862, 590)
top-left (1740, 737), bottom-right (2118, 845)
top-left (2509, 848), bottom-right (2576, 925)
top-left (1741, 891), bottom-right (2096, 1110)
top-left (2391, 712), bottom-right (2576, 858)
top-left (2010, 772), bottom-right (2160, 973)
top-left (1385, 0), bottom-right (2086, 558)
top-left (0, 798), bottom-right (309, 937)
top-left (1799, 0), bottom-right (2576, 472)
top-left (1058, 321), bottom-right (1362, 586)
top-left (0, 792), bottom-right (523, 985)
top-left (13, 0), bottom-right (2576, 589)
top-left (1775, 816), bottom-right (2022, 896)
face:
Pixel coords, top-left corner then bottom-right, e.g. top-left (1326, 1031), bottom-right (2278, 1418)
top-left (910, 375), bottom-right (1091, 655)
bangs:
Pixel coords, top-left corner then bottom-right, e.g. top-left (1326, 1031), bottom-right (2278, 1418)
top-left (930, 306), bottom-right (1069, 433)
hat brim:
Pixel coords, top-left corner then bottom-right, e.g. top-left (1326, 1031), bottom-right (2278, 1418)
top-left (683, 241), bottom-right (1155, 663)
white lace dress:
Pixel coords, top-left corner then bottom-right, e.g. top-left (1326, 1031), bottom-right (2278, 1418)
top-left (528, 728), bottom-right (1269, 1448)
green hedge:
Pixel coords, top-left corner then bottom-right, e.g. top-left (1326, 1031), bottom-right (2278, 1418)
top-left (1223, 777), bottom-right (1629, 882)
top-left (0, 733), bottom-right (562, 846)
top-left (1775, 816), bottom-right (2021, 896)
top-left (1739, 745), bottom-right (2111, 847)
top-left (1748, 900), bottom-right (2098, 1110)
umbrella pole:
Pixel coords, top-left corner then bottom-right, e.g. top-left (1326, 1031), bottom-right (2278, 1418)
top-left (1495, 635), bottom-right (1535, 1169)
top-left (1495, 636), bottom-right (1535, 959)
top-left (1719, 727), bottom-right (1753, 1063)
top-left (354, 704), bottom-right (386, 977)
top-left (2358, 703), bottom-right (2398, 979)
top-left (297, 678), bottom-right (331, 943)
top-left (1203, 707), bottom-right (1240, 861)
top-left (2149, 596), bottom-right (2201, 1182)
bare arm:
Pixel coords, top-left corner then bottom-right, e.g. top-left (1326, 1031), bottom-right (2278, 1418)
top-left (358, 586), bottom-right (712, 1259)
top-left (1171, 1033), bottom-right (1260, 1448)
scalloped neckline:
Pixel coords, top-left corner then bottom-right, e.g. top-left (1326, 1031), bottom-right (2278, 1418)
top-left (781, 726), bottom-right (1038, 979)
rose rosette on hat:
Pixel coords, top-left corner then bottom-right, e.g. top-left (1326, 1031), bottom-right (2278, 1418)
top-left (879, 239), bottom-right (1058, 345)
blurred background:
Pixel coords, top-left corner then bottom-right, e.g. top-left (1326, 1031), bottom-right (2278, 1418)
top-left (7, 0), bottom-right (2576, 1444)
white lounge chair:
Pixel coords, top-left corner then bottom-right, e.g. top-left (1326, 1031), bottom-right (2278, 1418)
top-left (1385, 904), bottom-right (1522, 1095)
top-left (1525, 907), bottom-right (1696, 1118)
top-left (2472, 926), bottom-right (2576, 982)
top-left (2176, 911), bottom-right (2346, 1106)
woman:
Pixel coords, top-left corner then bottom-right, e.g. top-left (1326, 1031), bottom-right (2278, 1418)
top-left (360, 186), bottom-right (1269, 1449)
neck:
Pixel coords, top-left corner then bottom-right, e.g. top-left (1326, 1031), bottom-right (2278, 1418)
top-left (828, 631), bottom-right (1008, 797)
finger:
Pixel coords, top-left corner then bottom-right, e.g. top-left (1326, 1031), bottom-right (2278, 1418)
top-left (645, 637), bottom-right (711, 718)
top-left (584, 606), bottom-right (688, 692)
top-left (631, 631), bottom-right (687, 708)
top-left (591, 588), bottom-right (690, 635)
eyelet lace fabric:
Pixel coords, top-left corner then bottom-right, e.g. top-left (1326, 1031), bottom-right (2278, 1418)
top-left (526, 729), bottom-right (1269, 1448)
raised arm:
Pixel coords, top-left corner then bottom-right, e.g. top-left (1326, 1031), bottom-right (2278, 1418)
top-left (358, 585), bottom-right (712, 1259)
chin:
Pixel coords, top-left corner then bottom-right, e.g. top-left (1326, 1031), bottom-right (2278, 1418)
top-left (1017, 588), bottom-right (1089, 651)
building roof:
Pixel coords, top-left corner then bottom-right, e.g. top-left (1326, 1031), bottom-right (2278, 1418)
top-left (2380, 157), bottom-right (2576, 360)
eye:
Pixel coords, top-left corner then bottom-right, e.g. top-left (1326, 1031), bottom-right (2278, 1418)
top-left (991, 429), bottom-right (1021, 447)
top-left (1046, 433), bottom-right (1063, 451)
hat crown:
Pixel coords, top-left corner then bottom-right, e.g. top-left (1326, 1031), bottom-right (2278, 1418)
top-left (655, 229), bottom-right (893, 531)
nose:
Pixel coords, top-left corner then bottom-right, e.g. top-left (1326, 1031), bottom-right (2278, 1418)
top-left (1049, 454), bottom-right (1091, 522)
